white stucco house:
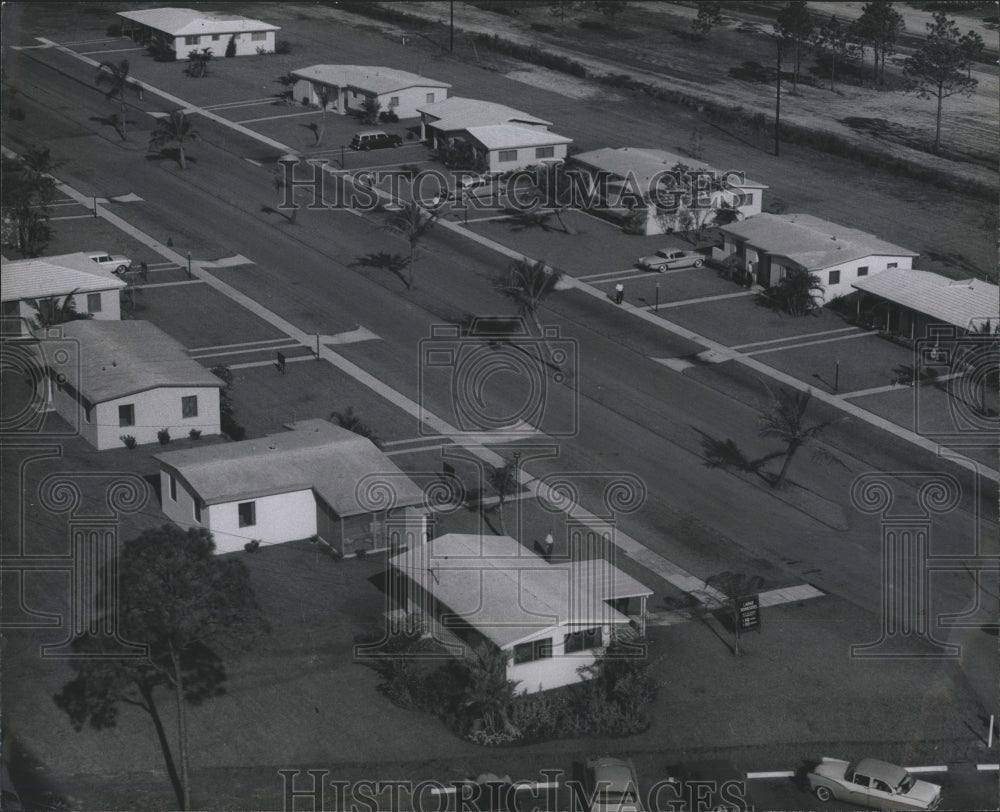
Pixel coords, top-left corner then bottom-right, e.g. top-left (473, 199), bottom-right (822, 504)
top-left (719, 213), bottom-right (918, 304)
top-left (48, 320), bottom-right (222, 450)
top-left (154, 419), bottom-right (427, 555)
top-left (461, 125), bottom-right (573, 174)
top-left (570, 147), bottom-right (767, 236)
top-left (1, 253), bottom-right (127, 337)
top-left (389, 534), bottom-right (652, 694)
top-left (291, 65), bottom-right (450, 118)
top-left (117, 8), bottom-right (279, 57)
top-left (417, 97), bottom-right (553, 149)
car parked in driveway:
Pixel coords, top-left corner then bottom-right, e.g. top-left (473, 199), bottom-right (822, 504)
top-left (636, 248), bottom-right (704, 271)
top-left (584, 757), bottom-right (643, 812)
top-left (349, 130), bottom-right (402, 151)
top-left (808, 757), bottom-right (941, 810)
top-left (88, 252), bottom-right (132, 275)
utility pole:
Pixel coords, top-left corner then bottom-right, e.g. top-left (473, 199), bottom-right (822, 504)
top-left (774, 36), bottom-right (782, 157)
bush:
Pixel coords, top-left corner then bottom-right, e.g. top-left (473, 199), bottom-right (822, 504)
top-left (379, 109), bottom-right (399, 123)
top-left (255, 46), bottom-right (273, 56)
top-left (274, 40), bottom-right (292, 54)
top-left (120, 434), bottom-right (137, 449)
top-left (225, 35), bottom-right (236, 57)
top-left (188, 428), bottom-right (202, 440)
top-left (157, 428), bottom-right (171, 445)
top-left (244, 539), bottom-right (261, 552)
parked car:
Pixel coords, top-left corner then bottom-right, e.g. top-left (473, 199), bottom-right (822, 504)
top-left (808, 757), bottom-right (941, 810)
top-left (349, 130), bottom-right (402, 151)
top-left (584, 757), bottom-right (644, 812)
top-left (636, 248), bottom-right (704, 271)
top-left (88, 252), bottom-right (132, 275)
top-left (663, 760), bottom-right (754, 811)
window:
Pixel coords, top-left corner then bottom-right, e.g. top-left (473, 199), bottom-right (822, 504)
top-left (426, 92), bottom-right (435, 103)
top-left (182, 395), bottom-right (198, 418)
top-left (238, 501), bottom-right (256, 528)
top-left (513, 638), bottom-right (552, 664)
top-left (498, 149), bottom-right (518, 163)
top-left (169, 474), bottom-right (177, 502)
top-left (535, 146), bottom-right (555, 159)
top-left (887, 262), bottom-right (898, 269)
top-left (118, 404), bottom-right (135, 427)
top-left (211, 34), bottom-right (220, 41)
top-left (389, 96), bottom-right (399, 108)
top-left (852, 774), bottom-right (870, 788)
top-left (857, 265), bottom-right (869, 277)
top-left (87, 293), bottom-right (102, 313)
top-left (564, 627), bottom-right (601, 653)
top-left (184, 35), bottom-right (199, 45)
top-left (193, 501), bottom-right (201, 523)
top-left (828, 270), bottom-right (841, 285)
top-left (251, 32), bottom-right (266, 41)
top-left (84, 406), bottom-right (92, 424)
top-left (872, 780), bottom-right (892, 794)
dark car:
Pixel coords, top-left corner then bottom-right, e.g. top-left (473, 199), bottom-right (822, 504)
top-left (349, 130), bottom-right (402, 151)
top-left (662, 760), bottom-right (754, 811)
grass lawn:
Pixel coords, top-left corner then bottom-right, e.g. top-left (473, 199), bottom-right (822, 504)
top-left (611, 267), bottom-right (742, 306)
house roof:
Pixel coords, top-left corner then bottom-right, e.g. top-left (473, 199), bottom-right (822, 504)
top-left (572, 146), bottom-right (767, 191)
top-left (417, 96), bottom-right (551, 131)
top-left (291, 65), bottom-right (450, 95)
top-left (2, 252), bottom-right (126, 302)
top-left (720, 213), bottom-right (918, 272)
top-left (389, 534), bottom-right (652, 649)
top-left (55, 320), bottom-right (222, 403)
top-left (852, 269), bottom-right (999, 331)
top-left (155, 419), bottom-right (425, 513)
top-left (464, 124), bottom-right (572, 151)
top-left (116, 8), bottom-right (279, 36)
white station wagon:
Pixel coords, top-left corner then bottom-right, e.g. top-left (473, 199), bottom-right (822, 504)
top-left (636, 248), bottom-right (704, 271)
top-left (88, 252), bottom-right (132, 275)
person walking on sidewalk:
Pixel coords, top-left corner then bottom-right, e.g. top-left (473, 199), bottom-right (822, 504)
top-left (614, 282), bottom-right (624, 305)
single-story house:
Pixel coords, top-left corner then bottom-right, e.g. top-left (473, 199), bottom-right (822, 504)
top-left (117, 7), bottom-right (279, 57)
top-left (49, 320), bottom-right (222, 450)
top-left (718, 213), bottom-right (918, 304)
top-left (570, 147), bottom-right (767, 236)
top-left (852, 269), bottom-right (1000, 338)
top-left (389, 533), bottom-right (652, 694)
top-left (417, 97), bottom-right (553, 149)
top-left (291, 65), bottom-right (450, 118)
top-left (1, 253), bottom-right (127, 337)
top-left (460, 125), bottom-right (573, 174)
top-left (154, 419), bottom-right (427, 555)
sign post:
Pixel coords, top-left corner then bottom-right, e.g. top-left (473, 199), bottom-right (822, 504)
top-left (735, 594), bottom-right (760, 656)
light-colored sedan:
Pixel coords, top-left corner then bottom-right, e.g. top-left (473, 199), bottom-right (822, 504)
top-left (88, 251), bottom-right (132, 275)
top-left (808, 757), bottom-right (941, 810)
top-left (636, 248), bottom-right (704, 271)
top-left (584, 757), bottom-right (644, 812)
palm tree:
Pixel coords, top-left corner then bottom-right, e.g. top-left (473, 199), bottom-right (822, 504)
top-left (330, 407), bottom-right (383, 448)
top-left (312, 84), bottom-right (332, 145)
top-left (148, 111), bottom-right (201, 170)
top-left (493, 257), bottom-right (564, 369)
top-left (757, 385), bottom-right (843, 489)
top-left (532, 162), bottom-right (577, 235)
top-left (383, 201), bottom-right (437, 290)
top-left (96, 59), bottom-right (132, 138)
top-left (485, 457), bottom-right (519, 536)
top-left (457, 644), bottom-right (520, 739)
top-left (27, 289), bottom-right (94, 330)
top-left (767, 268), bottom-right (825, 316)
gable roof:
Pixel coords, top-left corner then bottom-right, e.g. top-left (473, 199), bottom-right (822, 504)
top-left (464, 124), bottom-right (572, 151)
top-left (116, 8), bottom-right (279, 36)
top-left (155, 419), bottom-right (425, 513)
top-left (55, 320), bottom-right (222, 403)
top-left (852, 269), bottom-right (999, 331)
top-left (2, 253), bottom-right (126, 302)
top-left (720, 213), bottom-right (918, 271)
top-left (389, 534), bottom-right (652, 649)
top-left (417, 96), bottom-right (551, 131)
top-left (572, 146), bottom-right (767, 191)
top-left (291, 65), bottom-right (450, 95)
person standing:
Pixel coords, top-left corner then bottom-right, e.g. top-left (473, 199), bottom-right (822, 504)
top-left (544, 530), bottom-right (554, 560)
top-left (614, 282), bottom-right (624, 305)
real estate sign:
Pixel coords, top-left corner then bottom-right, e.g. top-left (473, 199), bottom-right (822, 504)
top-left (737, 594), bottom-right (760, 633)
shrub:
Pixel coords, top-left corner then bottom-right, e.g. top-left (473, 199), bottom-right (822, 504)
top-left (255, 46), bottom-right (273, 56)
top-left (244, 539), bottom-right (261, 552)
top-left (379, 109), bottom-right (399, 123)
top-left (225, 35), bottom-right (236, 57)
top-left (157, 428), bottom-right (171, 445)
top-left (274, 40), bottom-right (292, 55)
top-left (188, 428), bottom-right (202, 440)
top-left (120, 434), bottom-right (137, 449)
top-left (621, 209), bottom-right (647, 235)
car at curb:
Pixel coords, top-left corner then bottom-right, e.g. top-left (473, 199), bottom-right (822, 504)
top-left (636, 248), bottom-right (704, 271)
top-left (807, 757), bottom-right (941, 810)
top-left (349, 130), bottom-right (402, 151)
top-left (584, 757), bottom-right (644, 812)
top-left (88, 252), bottom-right (132, 275)
top-left (663, 760), bottom-right (754, 811)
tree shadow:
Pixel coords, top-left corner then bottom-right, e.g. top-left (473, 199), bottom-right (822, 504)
top-left (260, 204), bottom-right (296, 224)
top-left (692, 427), bottom-right (780, 483)
top-left (145, 148), bottom-right (197, 169)
top-left (351, 251), bottom-right (412, 289)
top-left (89, 114), bottom-right (126, 141)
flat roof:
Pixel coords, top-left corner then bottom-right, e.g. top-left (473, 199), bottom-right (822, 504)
top-left (389, 534), bottom-right (652, 649)
top-left (155, 418), bottom-right (425, 513)
top-left (417, 96), bottom-right (551, 131)
top-left (55, 320), bottom-right (222, 403)
top-left (117, 8), bottom-right (279, 36)
top-left (572, 146), bottom-right (767, 191)
top-left (852, 268), bottom-right (999, 330)
top-left (465, 124), bottom-right (572, 150)
top-left (2, 252), bottom-right (126, 302)
top-left (720, 213), bottom-right (918, 271)
top-left (291, 65), bottom-right (450, 95)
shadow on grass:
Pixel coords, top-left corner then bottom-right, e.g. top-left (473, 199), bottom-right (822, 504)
top-left (692, 427), bottom-right (782, 484)
top-left (145, 148), bottom-right (198, 169)
top-left (351, 251), bottom-right (412, 289)
top-left (89, 114), bottom-right (126, 140)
